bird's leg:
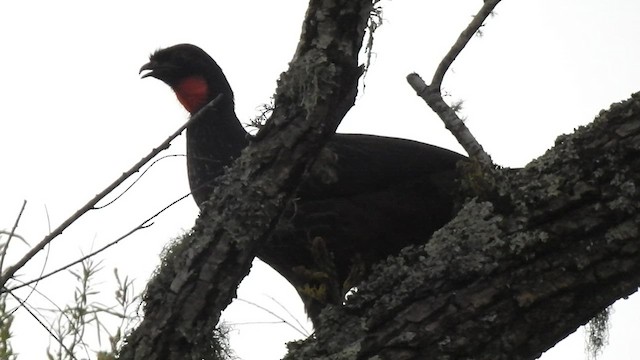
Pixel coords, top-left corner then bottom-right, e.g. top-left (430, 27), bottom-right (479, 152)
top-left (341, 254), bottom-right (367, 299)
top-left (293, 237), bottom-right (343, 323)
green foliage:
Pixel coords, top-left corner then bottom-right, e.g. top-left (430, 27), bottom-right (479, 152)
top-left (0, 293), bottom-right (17, 360)
top-left (46, 259), bottom-right (140, 360)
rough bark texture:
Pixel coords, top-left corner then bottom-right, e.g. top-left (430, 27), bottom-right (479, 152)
top-left (118, 0), bottom-right (640, 358)
top-left (284, 93), bottom-right (640, 359)
top-left (118, 1), bottom-right (371, 359)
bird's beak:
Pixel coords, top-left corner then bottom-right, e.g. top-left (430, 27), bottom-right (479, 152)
top-left (139, 61), bottom-right (156, 79)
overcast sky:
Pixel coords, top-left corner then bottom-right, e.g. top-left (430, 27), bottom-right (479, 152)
top-left (1, 1), bottom-right (640, 359)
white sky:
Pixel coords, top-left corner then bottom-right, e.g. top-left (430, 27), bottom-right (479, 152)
top-left (1, 1), bottom-right (639, 359)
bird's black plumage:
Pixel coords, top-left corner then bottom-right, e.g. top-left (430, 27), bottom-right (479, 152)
top-left (140, 44), bottom-right (465, 325)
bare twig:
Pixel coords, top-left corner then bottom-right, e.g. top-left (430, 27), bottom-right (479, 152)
top-left (0, 95), bottom-right (222, 289)
top-left (5, 276), bottom-right (68, 323)
top-left (408, 0), bottom-right (501, 166)
top-left (94, 154), bottom-right (185, 210)
top-left (234, 298), bottom-right (309, 337)
top-left (4, 192), bottom-right (190, 293)
top-left (7, 205), bottom-right (57, 318)
top-left (0, 231), bottom-right (27, 245)
top-left (431, 0), bottom-right (501, 91)
top-left (8, 291), bottom-right (79, 360)
top-left (44, 204), bottom-right (51, 233)
top-left (0, 200), bottom-right (27, 272)
top-left (265, 294), bottom-right (309, 336)
top-left (8, 232), bottom-right (53, 317)
top-left (408, 73), bottom-right (492, 164)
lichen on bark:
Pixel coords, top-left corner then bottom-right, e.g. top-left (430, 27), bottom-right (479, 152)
top-left (284, 93), bottom-right (640, 360)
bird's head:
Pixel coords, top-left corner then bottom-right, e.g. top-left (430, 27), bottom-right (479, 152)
top-left (140, 43), bottom-right (234, 114)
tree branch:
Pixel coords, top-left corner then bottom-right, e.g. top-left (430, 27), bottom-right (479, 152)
top-left (0, 95), bottom-right (222, 290)
top-left (284, 92), bottom-right (640, 360)
top-left (408, 1), bottom-right (500, 165)
top-left (118, 1), bottom-right (372, 359)
top-left (4, 193), bottom-right (189, 293)
top-left (0, 200), bottom-right (27, 272)
top-left (431, 0), bottom-right (501, 90)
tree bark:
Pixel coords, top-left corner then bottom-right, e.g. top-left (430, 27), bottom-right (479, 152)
top-left (118, 1), bottom-right (371, 359)
top-left (285, 93), bottom-right (640, 359)
top-left (118, 0), bottom-right (640, 358)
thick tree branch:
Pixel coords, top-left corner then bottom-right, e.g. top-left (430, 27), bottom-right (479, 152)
top-left (118, 1), bottom-right (372, 359)
top-left (285, 93), bottom-right (640, 360)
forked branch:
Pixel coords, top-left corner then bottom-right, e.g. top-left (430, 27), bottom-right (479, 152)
top-left (408, 0), bottom-right (501, 165)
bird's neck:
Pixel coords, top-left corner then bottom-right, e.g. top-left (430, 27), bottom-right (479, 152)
top-left (186, 99), bottom-right (249, 207)
top-left (173, 76), bottom-right (209, 113)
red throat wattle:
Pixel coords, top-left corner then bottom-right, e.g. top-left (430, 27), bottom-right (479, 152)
top-left (173, 76), bottom-right (209, 113)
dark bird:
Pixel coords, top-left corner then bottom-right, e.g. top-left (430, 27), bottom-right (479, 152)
top-left (140, 44), bottom-right (465, 326)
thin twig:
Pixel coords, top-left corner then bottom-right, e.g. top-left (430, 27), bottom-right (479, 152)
top-left (0, 231), bottom-right (27, 245)
top-left (265, 294), bottom-right (309, 335)
top-left (5, 192), bottom-right (190, 293)
top-left (0, 94), bottom-right (223, 289)
top-left (95, 154), bottom-right (185, 210)
top-left (431, 0), bottom-right (501, 91)
top-left (9, 231), bottom-right (54, 317)
top-left (4, 276), bottom-right (67, 323)
top-left (17, 204), bottom-right (57, 315)
top-left (8, 291), bottom-right (79, 360)
top-left (0, 200), bottom-right (27, 272)
top-left (235, 298), bottom-right (309, 337)
top-left (407, 1), bottom-right (500, 165)
top-left (43, 204), bottom-right (52, 235)
top-left (5, 255), bottom-right (101, 360)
